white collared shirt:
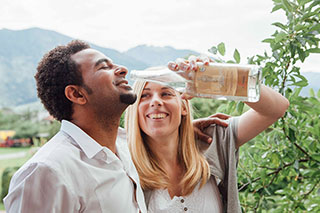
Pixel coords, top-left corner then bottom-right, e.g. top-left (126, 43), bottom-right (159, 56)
top-left (4, 120), bottom-right (147, 213)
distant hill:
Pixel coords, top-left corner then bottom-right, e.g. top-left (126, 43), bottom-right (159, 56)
top-left (0, 28), bottom-right (198, 107)
top-left (299, 72), bottom-right (320, 97)
top-left (124, 45), bottom-right (198, 67)
top-left (0, 28), bottom-right (318, 108)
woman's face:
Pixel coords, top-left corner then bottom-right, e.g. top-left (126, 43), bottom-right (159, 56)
top-left (138, 82), bottom-right (187, 139)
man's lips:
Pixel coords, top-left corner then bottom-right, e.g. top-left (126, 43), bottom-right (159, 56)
top-left (115, 79), bottom-right (129, 86)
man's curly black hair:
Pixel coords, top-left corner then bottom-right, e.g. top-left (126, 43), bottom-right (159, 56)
top-left (35, 40), bottom-right (90, 121)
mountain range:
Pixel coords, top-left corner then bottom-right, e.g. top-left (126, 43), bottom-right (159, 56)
top-left (0, 27), bottom-right (318, 108)
top-left (0, 27), bottom-right (198, 107)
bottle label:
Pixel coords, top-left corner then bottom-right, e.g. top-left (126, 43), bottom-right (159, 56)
top-left (192, 65), bottom-right (249, 97)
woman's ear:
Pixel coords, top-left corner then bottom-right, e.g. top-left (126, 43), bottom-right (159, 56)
top-left (182, 108), bottom-right (188, 116)
top-left (65, 85), bottom-right (87, 105)
top-left (181, 100), bottom-right (188, 116)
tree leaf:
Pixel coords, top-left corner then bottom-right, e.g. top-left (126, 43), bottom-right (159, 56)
top-left (272, 4), bottom-right (283, 13)
top-left (311, 153), bottom-right (320, 161)
top-left (288, 128), bottom-right (296, 142)
top-left (294, 24), bottom-right (304, 31)
top-left (307, 48), bottom-right (320, 53)
top-left (236, 101), bottom-right (244, 114)
top-left (275, 32), bottom-right (287, 42)
top-left (309, 88), bottom-right (315, 97)
top-left (233, 49), bottom-right (240, 63)
top-left (282, 0), bottom-right (293, 12)
top-left (292, 81), bottom-right (308, 87)
top-left (298, 203), bottom-right (307, 210)
top-left (298, 0), bottom-right (312, 6)
top-left (302, 11), bottom-right (318, 21)
top-left (217, 42), bottom-right (226, 56)
top-left (272, 22), bottom-right (287, 31)
top-left (208, 46), bottom-right (217, 54)
top-left (289, 43), bottom-right (297, 57)
top-left (293, 160), bottom-right (299, 172)
top-left (297, 47), bottom-right (306, 62)
top-left (309, 23), bottom-right (320, 33)
top-left (262, 38), bottom-right (274, 43)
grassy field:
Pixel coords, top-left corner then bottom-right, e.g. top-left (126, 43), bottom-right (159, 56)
top-left (0, 147), bottom-right (31, 155)
top-left (0, 147), bottom-right (33, 210)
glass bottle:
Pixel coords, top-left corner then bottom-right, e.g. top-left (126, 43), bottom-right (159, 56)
top-left (130, 62), bottom-right (261, 102)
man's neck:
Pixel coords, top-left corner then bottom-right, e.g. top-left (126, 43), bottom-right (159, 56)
top-left (71, 116), bottom-right (120, 153)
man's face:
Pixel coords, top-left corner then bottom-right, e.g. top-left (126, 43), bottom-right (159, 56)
top-left (71, 49), bottom-right (137, 116)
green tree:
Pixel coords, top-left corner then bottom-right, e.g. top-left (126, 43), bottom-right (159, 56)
top-left (203, 0), bottom-right (320, 211)
top-left (0, 109), bottom-right (60, 142)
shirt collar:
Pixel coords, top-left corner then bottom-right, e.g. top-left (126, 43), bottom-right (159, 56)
top-left (60, 120), bottom-right (103, 159)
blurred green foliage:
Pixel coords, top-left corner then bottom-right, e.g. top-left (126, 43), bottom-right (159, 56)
top-left (206, 0), bottom-right (320, 211)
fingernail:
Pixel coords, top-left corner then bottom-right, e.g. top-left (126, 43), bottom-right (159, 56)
top-left (208, 138), bottom-right (212, 143)
top-left (190, 63), bottom-right (195, 70)
top-left (169, 63), bottom-right (176, 70)
top-left (182, 64), bottom-right (189, 71)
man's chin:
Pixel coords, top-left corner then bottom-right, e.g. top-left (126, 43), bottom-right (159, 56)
top-left (120, 93), bottom-right (137, 105)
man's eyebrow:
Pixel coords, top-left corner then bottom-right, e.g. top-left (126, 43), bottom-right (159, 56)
top-left (95, 58), bottom-right (110, 67)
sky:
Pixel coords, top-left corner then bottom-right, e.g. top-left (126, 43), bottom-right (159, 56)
top-left (0, 0), bottom-right (319, 72)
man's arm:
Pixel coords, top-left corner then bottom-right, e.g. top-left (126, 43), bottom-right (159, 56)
top-left (4, 162), bottom-right (78, 213)
top-left (193, 113), bottom-right (231, 143)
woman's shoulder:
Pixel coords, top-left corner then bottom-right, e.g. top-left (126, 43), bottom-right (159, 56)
top-left (197, 117), bottom-right (239, 151)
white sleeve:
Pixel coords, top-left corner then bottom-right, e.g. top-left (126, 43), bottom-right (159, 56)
top-left (4, 162), bottom-right (79, 213)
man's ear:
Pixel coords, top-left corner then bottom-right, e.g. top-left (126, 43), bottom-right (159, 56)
top-left (65, 85), bottom-right (87, 105)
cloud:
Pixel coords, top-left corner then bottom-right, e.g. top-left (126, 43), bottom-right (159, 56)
top-left (0, 0), bottom-right (318, 72)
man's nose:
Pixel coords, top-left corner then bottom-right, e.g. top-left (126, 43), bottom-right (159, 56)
top-left (114, 65), bottom-right (128, 76)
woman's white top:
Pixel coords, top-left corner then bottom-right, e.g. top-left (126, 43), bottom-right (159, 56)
top-left (148, 177), bottom-right (223, 213)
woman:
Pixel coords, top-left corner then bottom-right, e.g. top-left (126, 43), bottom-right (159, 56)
top-left (125, 59), bottom-right (289, 212)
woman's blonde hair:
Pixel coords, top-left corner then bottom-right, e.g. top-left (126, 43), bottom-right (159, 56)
top-left (125, 80), bottom-right (210, 195)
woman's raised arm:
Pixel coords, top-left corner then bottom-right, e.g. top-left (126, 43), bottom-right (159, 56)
top-left (236, 85), bottom-right (289, 148)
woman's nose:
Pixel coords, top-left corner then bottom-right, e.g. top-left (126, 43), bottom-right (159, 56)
top-left (150, 95), bottom-right (163, 107)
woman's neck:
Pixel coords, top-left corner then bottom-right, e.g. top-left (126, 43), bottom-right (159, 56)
top-left (147, 132), bottom-right (180, 167)
top-left (146, 132), bottom-right (185, 198)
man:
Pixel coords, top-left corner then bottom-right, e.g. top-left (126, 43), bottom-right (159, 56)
top-left (3, 40), bottom-right (228, 212)
top-left (4, 40), bottom-right (146, 213)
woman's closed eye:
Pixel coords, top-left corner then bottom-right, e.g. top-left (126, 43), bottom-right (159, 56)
top-left (162, 91), bottom-right (176, 97)
top-left (141, 93), bottom-right (150, 99)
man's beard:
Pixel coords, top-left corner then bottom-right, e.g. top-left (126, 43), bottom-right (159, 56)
top-left (120, 93), bottom-right (137, 105)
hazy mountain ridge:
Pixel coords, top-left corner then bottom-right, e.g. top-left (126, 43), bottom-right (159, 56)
top-left (0, 28), bottom-right (198, 107)
top-left (0, 28), bottom-right (318, 108)
top-left (299, 72), bottom-right (320, 97)
top-left (124, 45), bottom-right (199, 66)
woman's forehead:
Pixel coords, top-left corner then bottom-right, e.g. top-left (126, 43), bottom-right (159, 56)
top-left (143, 82), bottom-right (173, 91)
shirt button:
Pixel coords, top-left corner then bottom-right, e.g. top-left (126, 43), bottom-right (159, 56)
top-left (181, 199), bottom-right (184, 203)
top-left (184, 207), bottom-right (188, 211)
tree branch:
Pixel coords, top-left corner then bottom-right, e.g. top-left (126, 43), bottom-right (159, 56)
top-left (238, 158), bottom-right (309, 192)
top-left (293, 181), bottom-right (320, 211)
top-left (281, 117), bottom-right (320, 164)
